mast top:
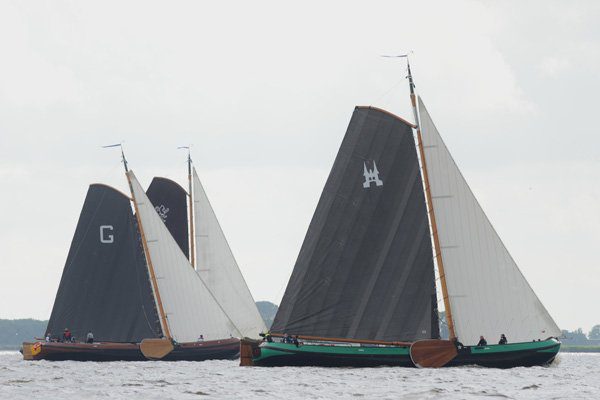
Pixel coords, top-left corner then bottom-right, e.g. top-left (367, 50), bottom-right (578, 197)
top-left (380, 54), bottom-right (418, 128)
top-left (102, 142), bottom-right (129, 172)
top-left (406, 58), bottom-right (416, 96)
top-left (178, 145), bottom-right (193, 173)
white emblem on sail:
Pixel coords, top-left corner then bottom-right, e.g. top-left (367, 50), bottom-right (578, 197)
top-left (363, 161), bottom-right (383, 188)
top-left (154, 205), bottom-right (170, 222)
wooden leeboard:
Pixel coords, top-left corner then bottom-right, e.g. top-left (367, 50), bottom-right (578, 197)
top-left (239, 338), bottom-right (260, 366)
top-left (410, 339), bottom-right (458, 368)
top-left (140, 338), bottom-right (174, 360)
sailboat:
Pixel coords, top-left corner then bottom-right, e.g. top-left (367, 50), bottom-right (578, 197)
top-left (22, 149), bottom-right (264, 361)
top-left (147, 149), bottom-right (267, 340)
top-left (243, 60), bottom-right (561, 368)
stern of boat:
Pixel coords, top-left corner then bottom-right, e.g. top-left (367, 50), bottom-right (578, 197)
top-left (22, 342), bottom-right (44, 360)
top-left (450, 338), bottom-right (562, 368)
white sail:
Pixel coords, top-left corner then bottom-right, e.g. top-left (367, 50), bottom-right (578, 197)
top-left (128, 171), bottom-right (240, 342)
top-left (193, 168), bottom-right (267, 338)
top-left (418, 97), bottom-right (561, 344)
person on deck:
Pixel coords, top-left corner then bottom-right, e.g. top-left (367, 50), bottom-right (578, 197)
top-left (198, 334), bottom-right (204, 342)
top-left (498, 334), bottom-right (508, 345)
top-left (62, 328), bottom-right (72, 342)
top-left (86, 331), bottom-right (94, 344)
top-left (477, 336), bottom-right (487, 346)
top-left (45, 333), bottom-right (51, 342)
top-left (292, 335), bottom-right (300, 347)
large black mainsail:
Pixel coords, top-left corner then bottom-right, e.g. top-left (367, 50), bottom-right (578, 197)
top-left (271, 106), bottom-right (439, 342)
top-left (46, 184), bottom-right (161, 342)
top-left (146, 177), bottom-right (189, 258)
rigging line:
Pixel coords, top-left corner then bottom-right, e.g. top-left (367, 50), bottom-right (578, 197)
top-left (194, 270), bottom-right (245, 338)
top-left (132, 220), bottom-right (160, 336)
top-left (371, 79), bottom-right (405, 105)
top-left (274, 279), bottom-right (289, 306)
top-left (130, 215), bottom-right (161, 336)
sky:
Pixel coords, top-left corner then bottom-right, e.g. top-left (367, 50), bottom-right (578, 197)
top-left (0, 0), bottom-right (598, 333)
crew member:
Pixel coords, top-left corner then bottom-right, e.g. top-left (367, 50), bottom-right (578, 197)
top-left (477, 336), bottom-right (487, 346)
top-left (498, 334), bottom-right (508, 345)
top-left (264, 332), bottom-right (273, 343)
top-left (63, 328), bottom-right (72, 342)
top-left (86, 331), bottom-right (94, 344)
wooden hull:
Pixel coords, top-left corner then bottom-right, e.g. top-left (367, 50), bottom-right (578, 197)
top-left (251, 338), bottom-right (560, 368)
top-left (22, 338), bottom-right (240, 361)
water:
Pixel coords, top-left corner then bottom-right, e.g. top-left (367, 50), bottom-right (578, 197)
top-left (1, 351), bottom-right (598, 399)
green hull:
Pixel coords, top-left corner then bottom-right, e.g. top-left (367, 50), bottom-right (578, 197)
top-left (252, 338), bottom-right (560, 368)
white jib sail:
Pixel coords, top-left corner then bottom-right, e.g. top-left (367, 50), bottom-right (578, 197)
top-left (128, 171), bottom-right (240, 342)
top-left (193, 168), bottom-right (267, 338)
top-left (418, 97), bottom-right (561, 345)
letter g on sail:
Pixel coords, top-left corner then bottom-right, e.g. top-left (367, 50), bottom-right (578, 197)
top-left (100, 225), bottom-right (114, 243)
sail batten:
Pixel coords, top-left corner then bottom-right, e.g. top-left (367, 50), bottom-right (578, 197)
top-left (417, 97), bottom-right (561, 344)
top-left (271, 106), bottom-right (439, 342)
top-left (193, 169), bottom-right (267, 338)
top-left (127, 171), bottom-right (240, 342)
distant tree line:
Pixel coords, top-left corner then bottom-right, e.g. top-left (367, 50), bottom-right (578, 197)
top-left (256, 301), bottom-right (278, 329)
top-left (0, 302), bottom-right (281, 350)
top-left (439, 312), bottom-right (600, 346)
top-left (0, 319), bottom-right (47, 350)
top-left (561, 326), bottom-right (600, 346)
top-left (1, 309), bottom-right (598, 349)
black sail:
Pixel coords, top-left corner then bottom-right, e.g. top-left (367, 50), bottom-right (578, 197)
top-left (46, 184), bottom-right (161, 342)
top-left (271, 107), bottom-right (439, 342)
top-left (146, 177), bottom-right (189, 258)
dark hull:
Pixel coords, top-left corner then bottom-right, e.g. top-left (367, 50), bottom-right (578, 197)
top-left (22, 338), bottom-right (240, 362)
top-left (448, 343), bottom-right (559, 368)
top-left (252, 339), bottom-right (560, 369)
top-left (253, 343), bottom-right (413, 367)
top-left (163, 339), bottom-right (240, 361)
top-left (257, 351), bottom-right (414, 368)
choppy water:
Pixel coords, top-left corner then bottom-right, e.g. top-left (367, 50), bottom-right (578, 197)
top-left (1, 351), bottom-right (598, 399)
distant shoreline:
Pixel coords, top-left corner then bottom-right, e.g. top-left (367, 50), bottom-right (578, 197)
top-left (560, 346), bottom-right (600, 353)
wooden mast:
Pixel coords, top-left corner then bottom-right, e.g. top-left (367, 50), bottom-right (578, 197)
top-left (178, 146), bottom-right (196, 269)
top-left (187, 149), bottom-right (196, 269)
top-left (118, 148), bottom-right (172, 340)
top-left (406, 59), bottom-right (456, 340)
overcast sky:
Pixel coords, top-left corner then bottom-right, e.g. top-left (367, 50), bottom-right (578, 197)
top-left (0, 1), bottom-right (598, 332)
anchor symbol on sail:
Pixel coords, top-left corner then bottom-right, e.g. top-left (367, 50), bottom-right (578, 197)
top-left (362, 161), bottom-right (383, 189)
top-left (154, 204), bottom-right (170, 222)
